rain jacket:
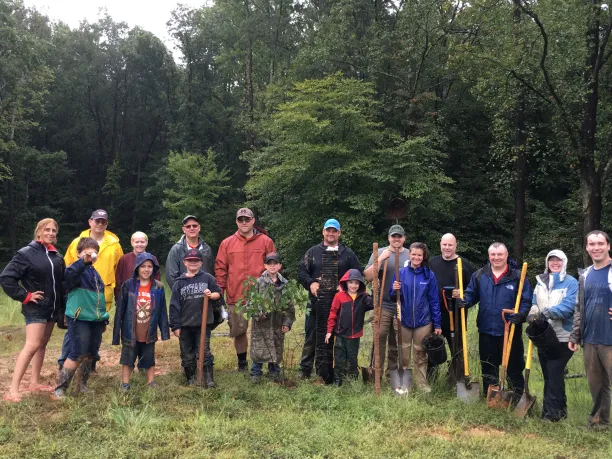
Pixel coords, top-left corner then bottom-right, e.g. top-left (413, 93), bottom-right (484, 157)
top-left (463, 260), bottom-right (532, 336)
top-left (0, 241), bottom-right (66, 321)
top-left (569, 263), bottom-right (612, 345)
top-left (165, 235), bottom-right (213, 288)
top-left (327, 269), bottom-right (374, 338)
top-left (64, 258), bottom-right (109, 322)
top-left (114, 251), bottom-right (160, 302)
top-left (389, 262), bottom-right (441, 329)
top-left (530, 250), bottom-right (577, 342)
top-left (250, 271), bottom-right (295, 363)
top-left (112, 253), bottom-right (170, 347)
top-left (215, 229), bottom-right (276, 305)
top-left (65, 229), bottom-right (123, 310)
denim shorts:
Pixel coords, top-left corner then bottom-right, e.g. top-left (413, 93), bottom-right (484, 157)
top-left (24, 315), bottom-right (50, 326)
top-left (66, 317), bottom-right (104, 361)
top-left (120, 342), bottom-right (155, 369)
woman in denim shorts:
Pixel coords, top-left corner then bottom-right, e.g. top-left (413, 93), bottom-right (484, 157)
top-left (0, 218), bottom-right (65, 402)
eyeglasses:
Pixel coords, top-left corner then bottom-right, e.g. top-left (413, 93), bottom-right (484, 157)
top-left (93, 219), bottom-right (108, 225)
top-left (237, 217), bottom-right (253, 223)
top-left (183, 224), bottom-right (199, 229)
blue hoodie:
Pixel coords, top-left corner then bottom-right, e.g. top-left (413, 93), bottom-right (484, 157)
top-left (389, 262), bottom-right (441, 329)
top-left (112, 252), bottom-right (170, 347)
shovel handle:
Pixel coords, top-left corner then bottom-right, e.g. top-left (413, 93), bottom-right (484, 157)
top-left (504, 263), bottom-right (528, 369)
top-left (197, 295), bottom-right (210, 386)
top-left (442, 294), bottom-right (455, 333)
top-left (457, 258), bottom-right (471, 377)
top-left (525, 339), bottom-right (533, 371)
top-left (457, 258), bottom-right (464, 299)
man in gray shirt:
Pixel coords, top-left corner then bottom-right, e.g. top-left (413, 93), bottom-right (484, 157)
top-left (364, 225), bottom-right (409, 377)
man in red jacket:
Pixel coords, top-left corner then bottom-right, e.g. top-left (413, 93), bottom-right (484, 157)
top-left (215, 208), bottom-right (276, 371)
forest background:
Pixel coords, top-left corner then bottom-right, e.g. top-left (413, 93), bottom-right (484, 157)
top-left (2, 0), bottom-right (612, 274)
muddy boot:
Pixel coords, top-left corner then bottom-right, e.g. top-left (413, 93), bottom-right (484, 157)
top-left (78, 358), bottom-right (93, 393)
top-left (204, 365), bottom-right (217, 389)
top-left (333, 371), bottom-right (342, 387)
top-left (184, 366), bottom-right (196, 386)
top-left (52, 367), bottom-right (76, 400)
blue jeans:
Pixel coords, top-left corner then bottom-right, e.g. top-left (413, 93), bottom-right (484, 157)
top-left (251, 362), bottom-right (281, 376)
top-left (65, 317), bottom-right (104, 361)
top-left (179, 326), bottom-right (213, 369)
top-left (59, 322), bottom-right (104, 368)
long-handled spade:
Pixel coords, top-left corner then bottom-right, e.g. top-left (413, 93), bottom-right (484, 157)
top-left (487, 262), bottom-right (528, 408)
top-left (515, 339), bottom-right (537, 418)
top-left (456, 257), bottom-right (479, 402)
top-left (389, 248), bottom-right (412, 395)
top-left (196, 295), bottom-right (210, 387)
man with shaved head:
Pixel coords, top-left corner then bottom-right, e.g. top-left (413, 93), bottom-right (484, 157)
top-left (454, 242), bottom-right (532, 400)
top-left (428, 234), bottom-right (475, 382)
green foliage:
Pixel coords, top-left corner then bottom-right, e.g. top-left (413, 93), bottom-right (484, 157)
top-left (235, 276), bottom-right (308, 319)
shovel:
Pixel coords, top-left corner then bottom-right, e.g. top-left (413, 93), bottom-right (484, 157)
top-left (486, 262), bottom-right (528, 409)
top-left (442, 287), bottom-right (458, 384)
top-left (196, 295), bottom-right (210, 387)
top-left (515, 339), bottom-right (537, 418)
top-left (389, 247), bottom-right (412, 395)
top-left (455, 258), bottom-right (480, 402)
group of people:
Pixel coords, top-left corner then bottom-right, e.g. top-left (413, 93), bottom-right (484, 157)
top-left (1, 211), bottom-right (612, 429)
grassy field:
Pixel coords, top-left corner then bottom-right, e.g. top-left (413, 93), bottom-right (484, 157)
top-left (0, 290), bottom-right (610, 459)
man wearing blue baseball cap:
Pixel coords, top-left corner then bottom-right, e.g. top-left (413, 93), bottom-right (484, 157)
top-left (296, 218), bottom-right (361, 383)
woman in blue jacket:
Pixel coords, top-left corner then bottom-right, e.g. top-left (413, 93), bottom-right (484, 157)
top-left (390, 242), bottom-right (442, 392)
top-left (529, 249), bottom-right (577, 422)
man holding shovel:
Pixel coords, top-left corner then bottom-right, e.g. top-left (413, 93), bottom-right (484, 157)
top-left (364, 225), bottom-right (410, 379)
top-left (428, 233), bottom-right (475, 383)
top-left (455, 242), bottom-right (532, 400)
top-left (569, 230), bottom-right (612, 429)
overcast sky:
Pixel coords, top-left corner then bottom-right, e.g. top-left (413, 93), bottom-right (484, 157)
top-left (24, 0), bottom-right (210, 59)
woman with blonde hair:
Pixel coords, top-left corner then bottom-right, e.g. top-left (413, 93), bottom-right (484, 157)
top-left (0, 218), bottom-right (65, 402)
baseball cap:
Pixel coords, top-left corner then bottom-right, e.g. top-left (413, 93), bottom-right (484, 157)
top-left (388, 224), bottom-right (405, 236)
top-left (236, 208), bottom-right (254, 219)
top-left (264, 252), bottom-right (281, 264)
top-left (90, 209), bottom-right (108, 221)
top-left (182, 215), bottom-right (199, 225)
top-left (323, 218), bottom-right (340, 231)
top-left (183, 249), bottom-right (203, 261)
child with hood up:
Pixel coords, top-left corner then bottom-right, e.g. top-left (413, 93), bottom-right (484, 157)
top-left (112, 252), bottom-right (170, 390)
top-left (325, 269), bottom-right (373, 386)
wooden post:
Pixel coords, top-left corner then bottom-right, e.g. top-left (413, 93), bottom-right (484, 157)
top-left (197, 295), bottom-right (210, 386)
top-left (372, 243), bottom-right (381, 395)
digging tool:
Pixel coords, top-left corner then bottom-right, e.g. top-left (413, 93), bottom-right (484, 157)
top-left (362, 243), bottom-right (385, 387)
top-left (486, 262), bottom-right (528, 408)
top-left (196, 295), bottom-right (210, 387)
top-left (456, 257), bottom-right (480, 402)
top-left (390, 248), bottom-right (412, 395)
top-left (442, 288), bottom-right (457, 382)
top-left (515, 339), bottom-right (537, 418)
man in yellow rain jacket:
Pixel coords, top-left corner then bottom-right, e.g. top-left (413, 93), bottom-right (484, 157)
top-left (58, 209), bottom-right (123, 370)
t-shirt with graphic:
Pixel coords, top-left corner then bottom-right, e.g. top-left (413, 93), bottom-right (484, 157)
top-left (584, 265), bottom-right (612, 346)
top-left (135, 282), bottom-right (152, 342)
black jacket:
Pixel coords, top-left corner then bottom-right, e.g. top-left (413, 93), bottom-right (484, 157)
top-left (297, 242), bottom-right (361, 303)
top-left (0, 241), bottom-right (66, 320)
top-left (169, 271), bottom-right (223, 330)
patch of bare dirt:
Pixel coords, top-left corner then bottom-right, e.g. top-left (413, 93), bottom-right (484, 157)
top-left (466, 427), bottom-right (505, 437)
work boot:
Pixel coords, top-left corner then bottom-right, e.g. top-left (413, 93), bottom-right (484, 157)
top-left (204, 365), bottom-right (217, 389)
top-left (184, 366), bottom-right (196, 386)
top-left (78, 358), bottom-right (93, 393)
top-left (238, 359), bottom-right (248, 373)
top-left (52, 367), bottom-right (76, 400)
top-left (333, 372), bottom-right (342, 387)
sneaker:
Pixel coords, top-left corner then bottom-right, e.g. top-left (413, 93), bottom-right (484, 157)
top-left (120, 383), bottom-right (130, 392)
top-left (147, 381), bottom-right (157, 389)
top-left (251, 375), bottom-right (261, 384)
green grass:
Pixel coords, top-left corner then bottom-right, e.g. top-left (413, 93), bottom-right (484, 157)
top-left (0, 290), bottom-right (609, 458)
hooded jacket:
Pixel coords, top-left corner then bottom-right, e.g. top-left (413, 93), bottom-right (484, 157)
top-left (250, 271), bottom-right (295, 363)
top-left (65, 229), bottom-right (123, 309)
top-left (112, 253), bottom-right (170, 347)
top-left (165, 235), bottom-right (213, 288)
top-left (298, 242), bottom-right (362, 305)
top-left (214, 229), bottom-right (276, 305)
top-left (327, 269), bottom-right (373, 338)
top-left (169, 271), bottom-right (223, 330)
top-left (64, 258), bottom-right (109, 322)
top-left (529, 250), bottom-right (577, 342)
top-left (114, 251), bottom-right (161, 302)
top-left (463, 259), bottom-right (532, 336)
top-left (0, 241), bottom-right (66, 321)
top-left (389, 262), bottom-right (441, 329)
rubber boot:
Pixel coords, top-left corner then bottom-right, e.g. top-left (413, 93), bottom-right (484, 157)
top-left (52, 367), bottom-right (76, 400)
top-left (333, 371), bottom-right (342, 387)
top-left (184, 366), bottom-right (196, 386)
top-left (79, 357), bottom-right (93, 393)
top-left (204, 365), bottom-right (217, 389)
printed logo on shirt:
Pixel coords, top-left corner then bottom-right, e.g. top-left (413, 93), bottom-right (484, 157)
top-left (180, 282), bottom-right (209, 300)
top-left (506, 285), bottom-right (514, 290)
top-left (420, 282), bottom-right (428, 285)
top-left (136, 291), bottom-right (151, 324)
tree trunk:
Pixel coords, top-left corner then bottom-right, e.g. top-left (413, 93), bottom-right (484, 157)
top-left (245, 0), bottom-right (255, 148)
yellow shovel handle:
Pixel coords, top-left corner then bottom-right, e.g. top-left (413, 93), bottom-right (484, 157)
top-left (525, 339), bottom-right (533, 371)
top-left (504, 262), bottom-right (528, 369)
top-left (457, 258), bottom-right (470, 376)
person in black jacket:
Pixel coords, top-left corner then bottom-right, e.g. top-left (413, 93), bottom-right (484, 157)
top-left (296, 218), bottom-right (361, 380)
top-left (169, 249), bottom-right (222, 387)
top-left (0, 219), bottom-right (65, 402)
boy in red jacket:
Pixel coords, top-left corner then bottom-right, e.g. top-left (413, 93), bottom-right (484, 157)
top-left (325, 269), bottom-right (373, 386)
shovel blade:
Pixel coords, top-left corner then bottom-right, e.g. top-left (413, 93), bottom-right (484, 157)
top-left (456, 380), bottom-right (480, 403)
top-left (486, 385), bottom-right (512, 409)
top-left (361, 366), bottom-right (375, 384)
top-left (514, 393), bottom-right (536, 418)
top-left (389, 368), bottom-right (412, 396)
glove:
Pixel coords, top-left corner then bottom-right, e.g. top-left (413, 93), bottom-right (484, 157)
top-left (455, 299), bottom-right (468, 309)
top-left (540, 309), bottom-right (552, 320)
top-left (508, 313), bottom-right (526, 325)
top-left (221, 306), bottom-right (229, 320)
